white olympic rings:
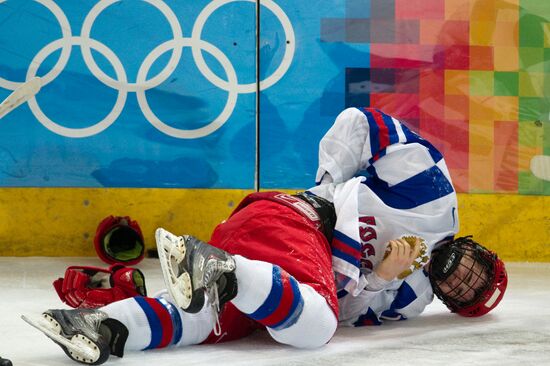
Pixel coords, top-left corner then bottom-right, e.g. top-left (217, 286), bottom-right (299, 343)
top-left (80, 0), bottom-right (184, 92)
top-left (0, 0), bottom-right (295, 139)
top-left (191, 0), bottom-right (295, 93)
top-left (137, 38), bottom-right (238, 139)
top-left (26, 37), bottom-right (128, 138)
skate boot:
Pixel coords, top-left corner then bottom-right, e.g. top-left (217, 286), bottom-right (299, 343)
top-left (22, 309), bottom-right (111, 365)
top-left (155, 228), bottom-right (238, 319)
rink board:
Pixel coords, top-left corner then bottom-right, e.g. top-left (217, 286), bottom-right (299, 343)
top-left (0, 187), bottom-right (548, 261)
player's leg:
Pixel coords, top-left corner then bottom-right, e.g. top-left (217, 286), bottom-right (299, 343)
top-left (23, 293), bottom-right (216, 365)
top-left (156, 229), bottom-right (337, 348)
top-left (102, 291), bottom-right (216, 351)
top-left (231, 255), bottom-right (337, 348)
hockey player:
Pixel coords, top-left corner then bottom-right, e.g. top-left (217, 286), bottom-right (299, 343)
top-left (24, 107), bottom-right (507, 365)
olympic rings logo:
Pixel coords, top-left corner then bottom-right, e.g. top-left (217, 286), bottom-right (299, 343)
top-left (0, 0), bottom-right (295, 138)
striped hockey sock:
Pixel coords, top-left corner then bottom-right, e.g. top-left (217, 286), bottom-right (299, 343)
top-left (231, 256), bottom-right (304, 330)
top-left (102, 295), bottom-right (214, 352)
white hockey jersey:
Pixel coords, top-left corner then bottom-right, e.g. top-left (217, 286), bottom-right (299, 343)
top-left (307, 107), bottom-right (459, 326)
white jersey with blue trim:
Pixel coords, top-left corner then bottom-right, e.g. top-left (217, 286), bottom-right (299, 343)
top-left (307, 107), bottom-right (459, 326)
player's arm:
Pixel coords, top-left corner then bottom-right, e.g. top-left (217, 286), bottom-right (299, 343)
top-left (316, 107), bottom-right (450, 191)
top-left (373, 238), bottom-right (432, 320)
top-left (378, 269), bottom-right (434, 321)
top-left (341, 269), bottom-right (434, 326)
top-left (316, 107), bottom-right (410, 184)
top-left (341, 238), bottom-right (431, 325)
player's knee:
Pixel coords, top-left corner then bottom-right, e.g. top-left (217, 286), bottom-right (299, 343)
top-left (268, 285), bottom-right (337, 348)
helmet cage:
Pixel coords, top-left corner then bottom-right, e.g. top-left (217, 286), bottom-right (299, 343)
top-left (429, 236), bottom-right (506, 317)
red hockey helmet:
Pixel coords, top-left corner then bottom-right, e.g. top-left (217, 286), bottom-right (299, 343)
top-left (429, 236), bottom-right (508, 317)
top-left (94, 215), bottom-right (145, 265)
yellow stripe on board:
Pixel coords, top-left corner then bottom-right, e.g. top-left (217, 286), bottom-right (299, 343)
top-left (0, 188), bottom-right (252, 257)
top-left (456, 193), bottom-right (549, 262)
top-left (0, 188), bottom-right (548, 261)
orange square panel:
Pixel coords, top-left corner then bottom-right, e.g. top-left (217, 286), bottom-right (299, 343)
top-left (493, 21), bottom-right (518, 47)
top-left (470, 46), bottom-right (494, 70)
top-left (445, 70), bottom-right (470, 95)
top-left (470, 96), bottom-right (496, 120)
top-left (445, 95), bottom-right (470, 119)
top-left (494, 46), bottom-right (519, 71)
top-left (445, 0), bottom-right (471, 21)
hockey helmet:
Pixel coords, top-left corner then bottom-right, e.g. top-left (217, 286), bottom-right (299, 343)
top-left (429, 236), bottom-right (508, 317)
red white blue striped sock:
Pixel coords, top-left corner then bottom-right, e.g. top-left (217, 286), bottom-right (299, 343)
top-left (231, 256), bottom-right (304, 330)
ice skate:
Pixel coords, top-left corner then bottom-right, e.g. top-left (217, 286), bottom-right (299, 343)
top-left (22, 309), bottom-right (110, 365)
top-left (155, 228), bottom-right (237, 315)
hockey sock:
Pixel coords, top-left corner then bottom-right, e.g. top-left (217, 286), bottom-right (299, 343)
top-left (101, 295), bottom-right (214, 353)
top-left (231, 255), bottom-right (337, 348)
top-left (231, 255), bottom-right (304, 330)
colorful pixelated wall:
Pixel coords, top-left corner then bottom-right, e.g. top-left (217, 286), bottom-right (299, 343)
top-left (0, 0), bottom-right (549, 195)
top-left (319, 0), bottom-right (549, 194)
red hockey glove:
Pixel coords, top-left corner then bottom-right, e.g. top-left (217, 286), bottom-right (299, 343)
top-left (94, 215), bottom-right (145, 265)
top-left (53, 264), bottom-right (147, 309)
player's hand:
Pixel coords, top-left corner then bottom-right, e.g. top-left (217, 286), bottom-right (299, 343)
top-left (53, 264), bottom-right (147, 308)
top-left (375, 238), bottom-right (422, 281)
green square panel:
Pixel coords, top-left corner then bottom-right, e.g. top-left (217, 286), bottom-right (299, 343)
top-left (521, 1), bottom-right (550, 20)
top-left (518, 171), bottom-right (543, 194)
top-left (519, 97), bottom-right (544, 121)
top-left (518, 120), bottom-right (543, 146)
top-left (519, 47), bottom-right (544, 71)
top-left (519, 13), bottom-right (544, 47)
top-left (545, 76), bottom-right (550, 102)
top-left (519, 72), bottom-right (544, 96)
top-left (494, 72), bottom-right (519, 96)
top-left (470, 70), bottom-right (494, 95)
top-left (545, 49), bottom-right (550, 72)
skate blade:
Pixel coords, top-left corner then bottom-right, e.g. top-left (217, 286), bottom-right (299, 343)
top-left (21, 314), bottom-right (100, 363)
top-left (155, 228), bottom-right (193, 309)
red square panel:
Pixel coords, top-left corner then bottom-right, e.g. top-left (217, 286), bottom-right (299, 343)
top-left (449, 168), bottom-right (469, 192)
top-left (371, 93), bottom-right (419, 120)
top-left (370, 44), bottom-right (398, 68)
top-left (439, 21), bottom-right (470, 45)
top-left (444, 119), bottom-right (470, 170)
top-left (393, 93), bottom-right (420, 119)
top-left (419, 69), bottom-right (444, 97)
top-left (370, 92), bottom-right (396, 112)
top-left (420, 118), bottom-right (445, 141)
top-left (494, 120), bottom-right (518, 146)
top-left (395, 0), bottom-right (444, 19)
top-left (445, 45), bottom-right (470, 69)
top-left (419, 69), bottom-right (444, 120)
top-left (444, 95), bottom-right (469, 120)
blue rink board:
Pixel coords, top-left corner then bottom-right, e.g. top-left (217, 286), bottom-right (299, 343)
top-left (0, 0), bottom-right (362, 189)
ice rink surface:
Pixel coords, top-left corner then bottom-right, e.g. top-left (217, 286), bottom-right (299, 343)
top-left (1, 257), bottom-right (548, 366)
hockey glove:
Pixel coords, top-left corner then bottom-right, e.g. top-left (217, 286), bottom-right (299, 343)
top-left (94, 215), bottom-right (145, 265)
top-left (53, 264), bottom-right (147, 309)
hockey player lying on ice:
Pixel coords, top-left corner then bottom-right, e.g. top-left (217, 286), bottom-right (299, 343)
top-left (24, 107), bottom-right (508, 365)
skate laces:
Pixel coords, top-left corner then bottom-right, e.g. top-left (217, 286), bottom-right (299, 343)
top-left (206, 283), bottom-right (222, 336)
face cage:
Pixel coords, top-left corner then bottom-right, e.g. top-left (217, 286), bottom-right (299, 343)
top-left (430, 238), bottom-right (496, 314)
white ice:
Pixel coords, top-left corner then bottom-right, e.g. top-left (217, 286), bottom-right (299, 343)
top-left (1, 258), bottom-right (549, 366)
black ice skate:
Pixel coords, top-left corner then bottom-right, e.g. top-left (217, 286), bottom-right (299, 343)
top-left (155, 228), bottom-right (238, 319)
top-left (22, 309), bottom-right (111, 365)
